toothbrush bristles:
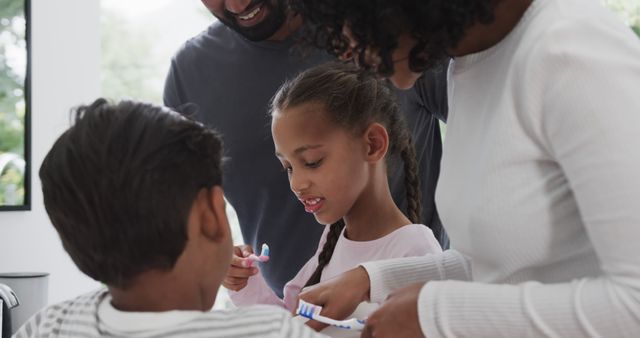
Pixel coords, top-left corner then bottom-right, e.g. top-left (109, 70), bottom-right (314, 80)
top-left (296, 301), bottom-right (320, 319)
top-left (260, 243), bottom-right (270, 257)
top-left (296, 300), bottom-right (366, 331)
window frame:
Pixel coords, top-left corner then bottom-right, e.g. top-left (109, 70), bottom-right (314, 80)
top-left (0, 0), bottom-right (31, 211)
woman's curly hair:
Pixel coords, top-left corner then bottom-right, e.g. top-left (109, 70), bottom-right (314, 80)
top-left (289, 0), bottom-right (495, 76)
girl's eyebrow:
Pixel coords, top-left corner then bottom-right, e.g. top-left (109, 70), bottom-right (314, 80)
top-left (275, 144), bottom-right (324, 158)
top-left (294, 144), bottom-right (324, 155)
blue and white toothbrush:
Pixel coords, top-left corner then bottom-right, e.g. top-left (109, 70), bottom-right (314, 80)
top-left (296, 299), bottom-right (366, 331)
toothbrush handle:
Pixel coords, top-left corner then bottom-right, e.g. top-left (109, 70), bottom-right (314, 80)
top-left (315, 315), bottom-right (365, 331)
top-left (341, 318), bottom-right (366, 331)
top-left (246, 254), bottom-right (269, 263)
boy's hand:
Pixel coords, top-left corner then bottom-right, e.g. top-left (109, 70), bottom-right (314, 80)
top-left (297, 266), bottom-right (371, 331)
top-left (222, 244), bottom-right (259, 291)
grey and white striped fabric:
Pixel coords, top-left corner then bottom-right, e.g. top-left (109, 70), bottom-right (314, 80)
top-left (13, 289), bottom-right (327, 338)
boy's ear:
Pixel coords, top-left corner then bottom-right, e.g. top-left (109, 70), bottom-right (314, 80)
top-left (201, 186), bottom-right (230, 242)
top-left (363, 123), bottom-right (389, 163)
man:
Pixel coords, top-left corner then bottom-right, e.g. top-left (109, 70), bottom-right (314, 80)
top-left (163, 0), bottom-right (448, 297)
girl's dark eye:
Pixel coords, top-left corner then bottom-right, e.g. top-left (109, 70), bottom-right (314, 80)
top-left (279, 161), bottom-right (292, 174)
top-left (305, 159), bottom-right (323, 168)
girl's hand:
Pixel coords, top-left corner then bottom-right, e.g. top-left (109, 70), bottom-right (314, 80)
top-left (222, 244), bottom-right (259, 291)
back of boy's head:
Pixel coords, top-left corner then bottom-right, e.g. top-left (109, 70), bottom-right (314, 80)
top-left (39, 98), bottom-right (223, 289)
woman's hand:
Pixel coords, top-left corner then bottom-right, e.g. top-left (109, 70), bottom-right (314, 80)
top-left (297, 266), bottom-right (371, 331)
top-left (222, 244), bottom-right (259, 291)
top-left (362, 282), bottom-right (425, 338)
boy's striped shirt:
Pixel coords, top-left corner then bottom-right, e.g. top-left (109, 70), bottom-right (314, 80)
top-left (13, 289), bottom-right (327, 338)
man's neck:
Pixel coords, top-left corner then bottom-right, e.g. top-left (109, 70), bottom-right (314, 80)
top-left (451, 0), bottom-right (533, 56)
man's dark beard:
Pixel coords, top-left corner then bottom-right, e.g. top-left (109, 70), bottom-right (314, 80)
top-left (219, 0), bottom-right (287, 41)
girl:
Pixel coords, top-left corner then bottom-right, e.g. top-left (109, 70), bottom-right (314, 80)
top-left (223, 61), bottom-right (442, 312)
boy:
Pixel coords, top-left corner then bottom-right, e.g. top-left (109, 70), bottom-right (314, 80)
top-left (14, 99), bottom-right (325, 338)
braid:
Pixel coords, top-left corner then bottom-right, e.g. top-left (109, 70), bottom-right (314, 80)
top-left (303, 219), bottom-right (346, 288)
top-left (398, 134), bottom-right (422, 224)
top-left (385, 101), bottom-right (422, 225)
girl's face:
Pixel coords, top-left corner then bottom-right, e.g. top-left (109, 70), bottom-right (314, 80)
top-left (272, 103), bottom-right (370, 225)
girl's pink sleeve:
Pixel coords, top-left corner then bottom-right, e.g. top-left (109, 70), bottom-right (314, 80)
top-left (282, 225), bottom-right (331, 311)
top-left (230, 225), bottom-right (331, 309)
top-left (228, 268), bottom-right (284, 307)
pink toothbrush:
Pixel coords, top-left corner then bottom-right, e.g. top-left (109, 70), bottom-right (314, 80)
top-left (246, 243), bottom-right (270, 264)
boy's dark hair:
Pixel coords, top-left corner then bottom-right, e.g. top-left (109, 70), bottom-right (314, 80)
top-left (290, 0), bottom-right (494, 75)
top-left (271, 62), bottom-right (421, 287)
top-left (39, 98), bottom-right (223, 289)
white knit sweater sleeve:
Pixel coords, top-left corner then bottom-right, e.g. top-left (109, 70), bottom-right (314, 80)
top-left (419, 14), bottom-right (640, 338)
top-left (360, 250), bottom-right (471, 303)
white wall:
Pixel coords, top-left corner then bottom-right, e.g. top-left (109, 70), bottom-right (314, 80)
top-left (0, 0), bottom-right (101, 304)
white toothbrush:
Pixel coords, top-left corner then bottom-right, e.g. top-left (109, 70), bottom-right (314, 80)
top-left (296, 299), bottom-right (366, 331)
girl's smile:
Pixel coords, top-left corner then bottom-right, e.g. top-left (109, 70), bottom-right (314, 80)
top-left (299, 196), bottom-right (325, 213)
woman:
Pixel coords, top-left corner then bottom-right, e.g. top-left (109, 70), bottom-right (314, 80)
top-left (290, 0), bottom-right (640, 337)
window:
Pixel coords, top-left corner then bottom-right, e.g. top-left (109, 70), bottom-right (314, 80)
top-left (101, 0), bottom-right (241, 308)
top-left (604, 0), bottom-right (640, 36)
top-left (101, 0), bottom-right (212, 104)
top-left (0, 0), bottom-right (30, 210)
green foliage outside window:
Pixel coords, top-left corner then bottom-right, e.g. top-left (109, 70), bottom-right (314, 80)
top-left (0, 0), bottom-right (27, 206)
top-left (100, 8), bottom-right (163, 104)
top-left (603, 0), bottom-right (640, 36)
